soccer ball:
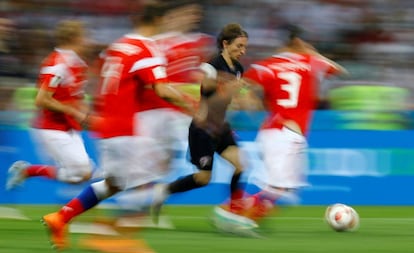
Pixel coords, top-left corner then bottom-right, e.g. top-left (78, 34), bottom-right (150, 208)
top-left (324, 203), bottom-right (360, 232)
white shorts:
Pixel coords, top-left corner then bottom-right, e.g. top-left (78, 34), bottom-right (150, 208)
top-left (99, 136), bottom-right (169, 190)
top-left (30, 128), bottom-right (93, 183)
top-left (136, 109), bottom-right (191, 155)
top-left (256, 127), bottom-right (309, 189)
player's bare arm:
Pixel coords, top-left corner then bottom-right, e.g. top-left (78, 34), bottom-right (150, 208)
top-left (229, 78), bottom-right (265, 111)
top-left (35, 87), bottom-right (88, 123)
top-left (154, 82), bottom-right (198, 116)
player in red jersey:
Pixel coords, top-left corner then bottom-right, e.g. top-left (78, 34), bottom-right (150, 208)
top-left (6, 20), bottom-right (94, 190)
top-left (136, 1), bottom-right (214, 170)
top-left (40, 3), bottom-right (196, 250)
top-left (112, 1), bottom-right (215, 217)
top-left (241, 25), bottom-right (347, 223)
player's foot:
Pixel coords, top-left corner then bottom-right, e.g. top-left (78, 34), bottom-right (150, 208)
top-left (79, 235), bottom-right (156, 253)
top-left (6, 160), bottom-right (29, 190)
top-left (41, 212), bottom-right (68, 251)
top-left (242, 195), bottom-right (275, 222)
top-left (218, 190), bottom-right (248, 216)
top-left (211, 206), bottom-right (261, 238)
top-left (150, 184), bottom-right (168, 224)
top-left (213, 205), bottom-right (258, 229)
top-left (229, 196), bottom-right (247, 214)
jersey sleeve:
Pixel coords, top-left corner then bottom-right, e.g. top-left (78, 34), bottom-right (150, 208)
top-left (38, 63), bottom-right (67, 92)
top-left (244, 63), bottom-right (275, 90)
top-left (310, 55), bottom-right (342, 78)
top-left (128, 50), bottom-right (168, 85)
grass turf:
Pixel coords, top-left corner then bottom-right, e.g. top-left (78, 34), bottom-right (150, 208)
top-left (0, 205), bottom-right (413, 253)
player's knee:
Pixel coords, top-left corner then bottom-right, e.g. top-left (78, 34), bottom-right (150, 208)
top-left (221, 146), bottom-right (245, 173)
top-left (194, 170), bottom-right (211, 185)
top-left (58, 162), bottom-right (94, 183)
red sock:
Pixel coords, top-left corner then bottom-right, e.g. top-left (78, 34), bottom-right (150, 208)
top-left (25, 165), bottom-right (57, 179)
top-left (58, 198), bottom-right (85, 223)
top-left (229, 189), bottom-right (246, 214)
top-left (245, 192), bottom-right (276, 221)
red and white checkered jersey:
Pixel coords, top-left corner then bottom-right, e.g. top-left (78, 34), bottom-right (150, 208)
top-left (136, 32), bottom-right (214, 112)
top-left (94, 33), bottom-right (168, 138)
top-left (32, 48), bottom-right (88, 131)
top-left (244, 52), bottom-right (340, 135)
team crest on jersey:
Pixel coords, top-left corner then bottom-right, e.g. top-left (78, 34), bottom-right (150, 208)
top-left (199, 156), bottom-right (212, 167)
top-left (49, 75), bottom-right (62, 87)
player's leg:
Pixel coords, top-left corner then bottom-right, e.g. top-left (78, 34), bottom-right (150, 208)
top-left (167, 122), bottom-right (215, 193)
top-left (217, 123), bottom-right (247, 214)
top-left (110, 135), bottom-right (171, 226)
top-left (151, 122), bottom-right (215, 222)
top-left (6, 129), bottom-right (61, 190)
top-left (40, 137), bottom-right (130, 250)
top-left (119, 109), bottom-right (189, 213)
top-left (6, 129), bottom-right (93, 190)
top-left (52, 130), bottom-right (94, 183)
top-left (245, 127), bottom-right (308, 222)
top-left (41, 179), bottom-right (115, 250)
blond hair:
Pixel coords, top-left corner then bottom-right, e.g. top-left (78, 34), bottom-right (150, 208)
top-left (55, 20), bottom-right (85, 46)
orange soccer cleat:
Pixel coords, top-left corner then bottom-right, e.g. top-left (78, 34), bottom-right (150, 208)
top-left (41, 212), bottom-right (69, 251)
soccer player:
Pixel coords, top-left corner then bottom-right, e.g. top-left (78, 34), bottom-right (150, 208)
top-left (241, 25), bottom-right (347, 222)
top-left (112, 1), bottom-right (215, 214)
top-left (6, 20), bottom-right (94, 190)
top-left (40, 3), bottom-right (195, 251)
top-left (152, 23), bottom-right (250, 221)
top-left (136, 1), bottom-right (214, 174)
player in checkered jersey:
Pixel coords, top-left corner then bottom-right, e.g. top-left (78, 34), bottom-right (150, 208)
top-left (6, 20), bottom-right (94, 190)
top-left (151, 22), bottom-right (251, 224)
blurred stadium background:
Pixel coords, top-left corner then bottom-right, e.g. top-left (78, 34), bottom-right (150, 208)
top-left (1, 0), bottom-right (414, 206)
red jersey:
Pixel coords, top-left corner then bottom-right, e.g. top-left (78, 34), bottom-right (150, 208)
top-left (244, 52), bottom-right (340, 135)
top-left (137, 32), bottom-right (214, 112)
top-left (94, 34), bottom-right (168, 138)
top-left (32, 49), bottom-right (88, 131)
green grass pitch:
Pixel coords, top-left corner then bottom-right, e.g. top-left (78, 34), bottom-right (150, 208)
top-left (0, 205), bottom-right (413, 253)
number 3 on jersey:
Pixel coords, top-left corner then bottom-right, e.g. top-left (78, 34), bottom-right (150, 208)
top-left (277, 71), bottom-right (302, 108)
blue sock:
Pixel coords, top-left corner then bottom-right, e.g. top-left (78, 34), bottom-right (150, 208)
top-left (76, 185), bottom-right (100, 211)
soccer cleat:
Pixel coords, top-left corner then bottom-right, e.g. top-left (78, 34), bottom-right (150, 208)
top-left (6, 160), bottom-right (30, 190)
top-left (41, 212), bottom-right (69, 251)
top-left (150, 184), bottom-right (168, 224)
top-left (229, 197), bottom-right (247, 215)
top-left (213, 206), bottom-right (258, 229)
top-left (242, 196), bottom-right (275, 222)
top-left (79, 235), bottom-right (156, 253)
top-left (211, 206), bottom-right (262, 238)
top-left (219, 190), bottom-right (248, 215)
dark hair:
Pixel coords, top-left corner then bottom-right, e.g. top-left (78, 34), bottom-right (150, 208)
top-left (161, 0), bottom-right (199, 9)
top-left (216, 23), bottom-right (248, 51)
top-left (130, 2), bottom-right (170, 26)
top-left (285, 24), bottom-right (304, 41)
top-left (277, 23), bottom-right (308, 46)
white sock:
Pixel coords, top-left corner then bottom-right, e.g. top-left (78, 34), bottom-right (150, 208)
top-left (91, 180), bottom-right (112, 200)
top-left (115, 188), bottom-right (154, 211)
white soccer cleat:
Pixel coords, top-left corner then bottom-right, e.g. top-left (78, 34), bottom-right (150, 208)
top-left (6, 160), bottom-right (30, 190)
top-left (211, 206), bottom-right (262, 238)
